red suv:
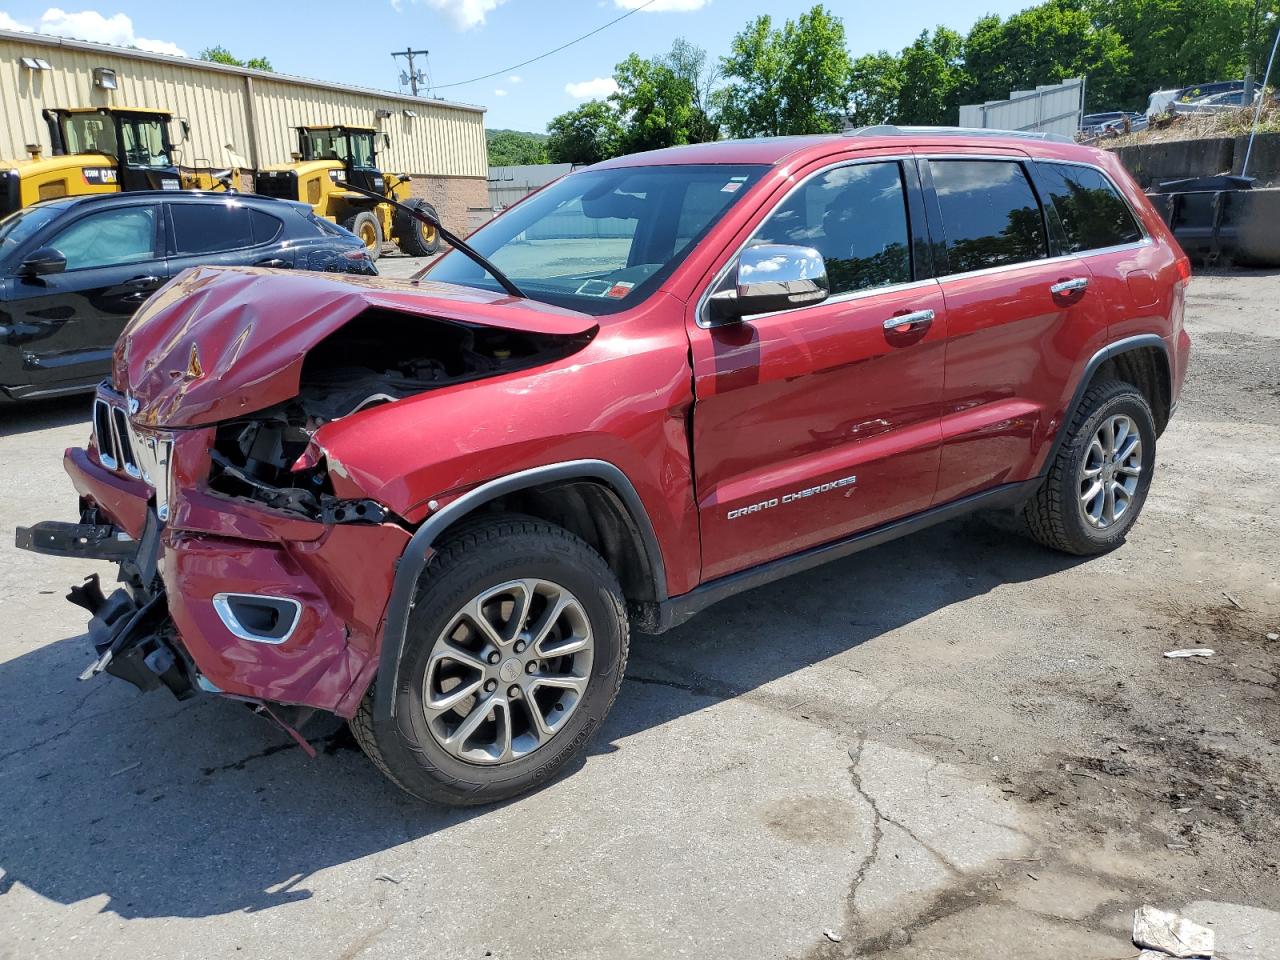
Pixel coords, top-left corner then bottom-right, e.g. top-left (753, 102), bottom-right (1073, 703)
top-left (18, 128), bottom-right (1191, 804)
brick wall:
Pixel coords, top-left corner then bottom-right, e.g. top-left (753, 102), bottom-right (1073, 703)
top-left (407, 175), bottom-right (490, 237)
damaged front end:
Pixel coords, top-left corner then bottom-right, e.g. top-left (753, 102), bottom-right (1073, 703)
top-left (16, 266), bottom-right (598, 725)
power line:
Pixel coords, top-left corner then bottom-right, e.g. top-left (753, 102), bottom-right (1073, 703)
top-left (430, 0), bottom-right (658, 91)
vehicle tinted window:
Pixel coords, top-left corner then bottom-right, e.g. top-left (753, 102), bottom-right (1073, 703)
top-left (249, 209), bottom-right (284, 244)
top-left (1035, 162), bottom-right (1142, 253)
top-left (929, 160), bottom-right (1047, 274)
top-left (752, 161), bottom-right (911, 295)
top-left (170, 202), bottom-right (255, 254)
top-left (50, 206), bottom-right (157, 270)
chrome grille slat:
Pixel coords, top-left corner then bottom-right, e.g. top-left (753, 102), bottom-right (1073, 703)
top-left (92, 398), bottom-right (118, 470)
top-left (111, 405), bottom-right (142, 478)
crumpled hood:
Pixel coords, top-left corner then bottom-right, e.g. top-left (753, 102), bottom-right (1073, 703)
top-left (115, 266), bottom-right (597, 428)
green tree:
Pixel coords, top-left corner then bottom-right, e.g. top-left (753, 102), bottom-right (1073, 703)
top-left (199, 45), bottom-right (273, 71)
top-left (486, 130), bottom-right (547, 166)
top-left (894, 27), bottom-right (968, 125)
top-left (848, 52), bottom-right (903, 127)
top-left (545, 101), bottom-right (623, 164)
top-left (609, 40), bottom-right (718, 153)
top-left (962, 1), bottom-right (1130, 111)
top-left (719, 4), bottom-right (853, 137)
top-left (1087, 0), bottom-right (1277, 108)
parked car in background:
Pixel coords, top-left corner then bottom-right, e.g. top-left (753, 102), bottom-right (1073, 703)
top-left (17, 129), bottom-right (1191, 805)
top-left (1084, 112), bottom-right (1148, 137)
top-left (0, 192), bottom-right (376, 402)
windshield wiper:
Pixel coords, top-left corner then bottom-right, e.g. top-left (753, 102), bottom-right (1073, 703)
top-left (335, 180), bottom-right (526, 299)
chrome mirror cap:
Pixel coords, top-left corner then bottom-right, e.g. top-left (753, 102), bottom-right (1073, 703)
top-left (708, 243), bottom-right (830, 324)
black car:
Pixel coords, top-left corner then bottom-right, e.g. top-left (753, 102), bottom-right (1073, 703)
top-left (0, 191), bottom-right (377, 402)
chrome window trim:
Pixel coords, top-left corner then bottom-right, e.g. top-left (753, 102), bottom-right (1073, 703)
top-left (930, 240), bottom-right (1153, 286)
top-left (695, 153), bottom-right (917, 329)
top-left (212, 593), bottom-right (303, 645)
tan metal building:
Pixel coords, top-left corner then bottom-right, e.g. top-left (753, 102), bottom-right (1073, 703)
top-left (0, 28), bottom-right (489, 231)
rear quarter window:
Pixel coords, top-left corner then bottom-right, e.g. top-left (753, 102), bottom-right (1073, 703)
top-left (1033, 162), bottom-right (1143, 253)
top-left (170, 202), bottom-right (254, 254)
top-left (928, 160), bottom-right (1048, 274)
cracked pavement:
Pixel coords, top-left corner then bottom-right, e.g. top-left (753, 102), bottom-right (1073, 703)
top-left (1, 269), bottom-right (1278, 959)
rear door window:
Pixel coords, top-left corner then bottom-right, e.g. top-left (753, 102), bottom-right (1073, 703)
top-left (1033, 162), bottom-right (1143, 253)
top-left (928, 160), bottom-right (1048, 274)
top-left (751, 160), bottom-right (912, 295)
top-left (169, 202), bottom-right (255, 254)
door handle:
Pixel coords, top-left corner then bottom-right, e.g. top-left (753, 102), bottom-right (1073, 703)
top-left (123, 275), bottom-right (161, 290)
top-left (1049, 277), bottom-right (1089, 295)
top-left (255, 258), bottom-right (289, 269)
top-left (883, 308), bottom-right (935, 331)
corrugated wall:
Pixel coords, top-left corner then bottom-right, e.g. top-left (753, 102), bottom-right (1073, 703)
top-left (0, 31), bottom-right (486, 178)
top-left (959, 79), bottom-right (1085, 138)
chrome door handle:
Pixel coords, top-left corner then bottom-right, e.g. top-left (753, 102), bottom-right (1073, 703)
top-left (1050, 277), bottom-right (1089, 295)
top-left (883, 309), bottom-right (935, 331)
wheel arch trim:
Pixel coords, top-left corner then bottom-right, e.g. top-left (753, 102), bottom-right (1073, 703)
top-left (1040, 333), bottom-right (1170, 476)
top-left (372, 459), bottom-right (666, 722)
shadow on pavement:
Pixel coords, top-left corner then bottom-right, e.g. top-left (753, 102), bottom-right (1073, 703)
top-left (0, 511), bottom-right (1084, 920)
top-left (0, 394), bottom-right (92, 439)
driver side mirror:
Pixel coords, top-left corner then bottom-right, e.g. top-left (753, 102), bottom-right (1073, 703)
top-left (706, 244), bottom-right (829, 325)
top-left (18, 247), bottom-right (67, 278)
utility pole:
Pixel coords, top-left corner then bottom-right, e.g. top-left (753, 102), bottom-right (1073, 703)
top-left (392, 48), bottom-right (429, 97)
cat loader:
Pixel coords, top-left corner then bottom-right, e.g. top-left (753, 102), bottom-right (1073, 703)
top-left (252, 124), bottom-right (440, 260)
top-left (0, 107), bottom-right (237, 217)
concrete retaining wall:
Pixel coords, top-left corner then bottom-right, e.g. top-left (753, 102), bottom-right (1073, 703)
top-left (1109, 133), bottom-right (1280, 187)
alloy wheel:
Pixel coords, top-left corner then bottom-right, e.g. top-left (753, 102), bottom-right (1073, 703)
top-left (422, 578), bottom-right (594, 765)
top-left (1078, 413), bottom-right (1143, 529)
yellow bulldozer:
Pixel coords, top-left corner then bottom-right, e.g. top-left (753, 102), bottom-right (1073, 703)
top-left (0, 106), bottom-right (237, 217)
top-left (253, 124), bottom-right (440, 260)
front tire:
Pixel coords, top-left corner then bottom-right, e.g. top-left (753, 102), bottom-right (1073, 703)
top-left (341, 210), bottom-right (383, 261)
top-left (1022, 379), bottom-right (1157, 555)
top-left (394, 199), bottom-right (442, 257)
top-left (350, 516), bottom-right (628, 805)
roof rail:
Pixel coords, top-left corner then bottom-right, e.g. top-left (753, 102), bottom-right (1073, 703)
top-left (847, 124), bottom-right (1075, 145)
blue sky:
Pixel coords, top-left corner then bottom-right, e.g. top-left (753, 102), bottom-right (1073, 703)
top-left (0, 0), bottom-right (1035, 131)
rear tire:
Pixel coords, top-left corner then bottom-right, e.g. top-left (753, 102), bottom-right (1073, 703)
top-left (349, 516), bottom-right (628, 805)
top-left (1022, 379), bottom-right (1156, 555)
top-left (342, 211), bottom-right (382, 261)
top-left (394, 199), bottom-right (442, 257)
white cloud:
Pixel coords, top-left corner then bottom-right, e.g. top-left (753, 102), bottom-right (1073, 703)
top-left (614, 0), bottom-right (708, 10)
top-left (415, 0), bottom-right (505, 29)
top-left (5, 8), bottom-right (187, 55)
top-left (493, 88), bottom-right (507, 96)
top-left (565, 76), bottom-right (618, 99)
top-left (508, 74), bottom-right (521, 84)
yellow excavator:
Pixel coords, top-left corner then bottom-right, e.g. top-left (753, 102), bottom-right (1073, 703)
top-left (0, 106), bottom-right (237, 217)
top-left (253, 124), bottom-right (440, 260)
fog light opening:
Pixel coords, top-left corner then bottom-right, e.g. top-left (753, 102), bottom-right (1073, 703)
top-left (212, 593), bottom-right (302, 645)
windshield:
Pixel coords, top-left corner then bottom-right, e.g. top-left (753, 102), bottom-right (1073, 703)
top-left (0, 205), bottom-right (59, 264)
top-left (62, 114), bottom-right (118, 157)
top-left (120, 117), bottom-right (172, 168)
top-left (426, 163), bottom-right (767, 315)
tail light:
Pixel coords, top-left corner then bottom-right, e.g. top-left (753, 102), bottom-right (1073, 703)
top-left (1175, 254), bottom-right (1192, 284)
top-left (341, 248), bottom-right (371, 261)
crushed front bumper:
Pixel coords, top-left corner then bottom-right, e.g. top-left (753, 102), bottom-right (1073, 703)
top-left (17, 419), bottom-right (411, 719)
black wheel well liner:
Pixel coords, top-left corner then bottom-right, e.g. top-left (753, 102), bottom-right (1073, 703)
top-left (372, 460), bottom-right (666, 723)
top-left (1041, 334), bottom-right (1172, 475)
